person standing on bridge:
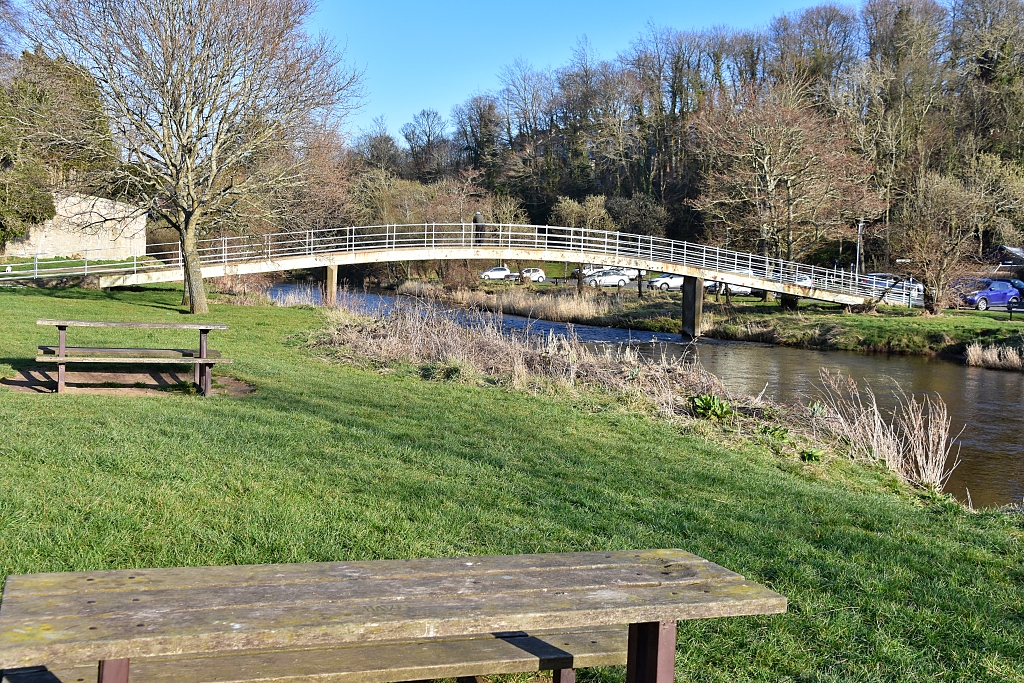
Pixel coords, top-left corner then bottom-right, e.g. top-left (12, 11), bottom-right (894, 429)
top-left (473, 211), bottom-right (485, 246)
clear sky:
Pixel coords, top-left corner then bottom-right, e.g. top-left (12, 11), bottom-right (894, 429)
top-left (313, 0), bottom-right (830, 139)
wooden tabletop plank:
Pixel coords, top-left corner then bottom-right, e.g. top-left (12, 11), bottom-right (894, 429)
top-left (0, 564), bottom-right (741, 620)
top-left (38, 347), bottom-right (223, 359)
top-left (46, 627), bottom-right (629, 683)
top-left (0, 580), bottom-right (785, 666)
top-left (36, 320), bottom-right (229, 330)
top-left (1, 550), bottom-right (707, 598)
top-left (35, 357), bottom-right (233, 364)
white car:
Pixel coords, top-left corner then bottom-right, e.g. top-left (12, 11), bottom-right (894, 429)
top-left (616, 267), bottom-right (646, 281)
top-left (480, 266), bottom-right (511, 280)
top-left (517, 267), bottom-right (546, 283)
top-left (583, 269), bottom-right (630, 288)
top-left (570, 264), bottom-right (608, 279)
top-left (706, 281), bottom-right (753, 296)
top-left (649, 273), bottom-right (687, 291)
top-left (705, 269), bottom-right (755, 295)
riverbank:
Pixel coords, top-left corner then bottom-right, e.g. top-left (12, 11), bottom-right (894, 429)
top-left (406, 280), bottom-right (1024, 363)
top-left (0, 285), bottom-right (1021, 681)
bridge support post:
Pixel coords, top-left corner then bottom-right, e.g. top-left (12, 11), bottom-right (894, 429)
top-left (681, 276), bottom-right (703, 341)
top-left (325, 265), bottom-right (338, 306)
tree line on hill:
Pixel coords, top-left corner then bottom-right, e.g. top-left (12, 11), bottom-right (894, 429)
top-left (356, 0), bottom-right (1024, 310)
top-left (2, 0), bottom-right (1024, 312)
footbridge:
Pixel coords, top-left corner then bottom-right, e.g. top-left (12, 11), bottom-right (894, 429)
top-left (3, 223), bottom-right (906, 334)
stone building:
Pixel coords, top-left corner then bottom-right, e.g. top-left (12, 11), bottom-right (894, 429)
top-left (2, 194), bottom-right (146, 259)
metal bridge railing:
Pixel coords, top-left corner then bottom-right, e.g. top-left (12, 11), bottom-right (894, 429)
top-left (0, 223), bottom-right (922, 306)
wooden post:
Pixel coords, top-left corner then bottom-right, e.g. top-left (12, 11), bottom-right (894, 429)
top-left (325, 264), bottom-right (338, 305)
top-left (97, 658), bottom-right (129, 683)
top-left (626, 621), bottom-right (676, 683)
top-left (199, 329), bottom-right (210, 396)
top-left (553, 670), bottom-right (576, 683)
top-left (57, 325), bottom-right (67, 393)
top-left (681, 276), bottom-right (703, 341)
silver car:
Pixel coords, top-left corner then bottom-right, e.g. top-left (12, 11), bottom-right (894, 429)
top-left (583, 269), bottom-right (630, 288)
top-left (480, 266), bottom-right (511, 280)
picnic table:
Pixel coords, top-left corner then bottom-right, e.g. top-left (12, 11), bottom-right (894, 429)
top-left (35, 320), bottom-right (232, 395)
top-left (0, 549), bottom-right (786, 683)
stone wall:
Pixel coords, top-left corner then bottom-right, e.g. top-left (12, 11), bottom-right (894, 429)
top-left (2, 194), bottom-right (146, 259)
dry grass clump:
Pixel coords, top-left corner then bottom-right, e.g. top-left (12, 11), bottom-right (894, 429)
top-left (272, 284), bottom-right (322, 307)
top-left (396, 280), bottom-right (445, 298)
top-left (812, 369), bottom-right (960, 490)
top-left (965, 342), bottom-right (1023, 371)
top-left (397, 280), bottom-right (614, 323)
top-left (309, 296), bottom-right (722, 415)
top-left (210, 273), bottom-right (274, 306)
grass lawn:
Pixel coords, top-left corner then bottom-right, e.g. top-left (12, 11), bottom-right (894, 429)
top-left (0, 285), bottom-right (1021, 682)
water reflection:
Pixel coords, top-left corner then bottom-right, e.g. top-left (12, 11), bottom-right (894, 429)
top-left (269, 284), bottom-right (1023, 508)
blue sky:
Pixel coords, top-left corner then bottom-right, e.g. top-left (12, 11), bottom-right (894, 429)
top-left (313, 0), bottom-right (830, 139)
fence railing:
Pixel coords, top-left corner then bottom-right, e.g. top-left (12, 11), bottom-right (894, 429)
top-left (0, 223), bottom-right (922, 305)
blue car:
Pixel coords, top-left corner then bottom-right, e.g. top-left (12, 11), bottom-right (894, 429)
top-left (962, 279), bottom-right (1020, 310)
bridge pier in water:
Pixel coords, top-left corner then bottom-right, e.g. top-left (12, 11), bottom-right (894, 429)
top-left (681, 276), bottom-right (703, 341)
top-left (325, 265), bottom-right (338, 305)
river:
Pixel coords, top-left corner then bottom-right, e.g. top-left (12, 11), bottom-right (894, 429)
top-left (269, 284), bottom-right (1023, 509)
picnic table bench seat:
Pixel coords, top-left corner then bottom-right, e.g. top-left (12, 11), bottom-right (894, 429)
top-left (14, 627), bottom-right (625, 683)
top-left (35, 320), bottom-right (231, 395)
top-left (0, 550), bottom-right (786, 683)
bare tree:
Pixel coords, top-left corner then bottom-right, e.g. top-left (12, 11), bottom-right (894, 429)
top-left (400, 109), bottom-right (449, 181)
top-left (355, 117), bottom-right (404, 173)
top-left (18, 0), bottom-right (361, 312)
top-left (0, 0), bottom-right (20, 56)
top-left (896, 172), bottom-right (978, 313)
top-left (691, 84), bottom-right (882, 262)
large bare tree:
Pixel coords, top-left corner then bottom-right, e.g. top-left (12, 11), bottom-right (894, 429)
top-left (896, 172), bottom-right (978, 313)
top-left (690, 85), bottom-right (882, 261)
top-left (19, 0), bottom-right (360, 312)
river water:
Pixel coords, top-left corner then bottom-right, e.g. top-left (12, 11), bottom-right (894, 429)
top-left (270, 284), bottom-right (1023, 508)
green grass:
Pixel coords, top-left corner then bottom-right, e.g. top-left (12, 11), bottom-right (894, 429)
top-left (0, 286), bottom-right (1022, 682)
top-left (699, 299), bottom-right (1024, 355)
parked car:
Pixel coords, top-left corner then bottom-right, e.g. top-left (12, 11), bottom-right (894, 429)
top-left (583, 269), bottom-right (630, 288)
top-left (508, 267), bottom-right (546, 283)
top-left (616, 267), bottom-right (646, 281)
top-left (705, 268), bottom-right (756, 295)
top-left (648, 273), bottom-right (687, 290)
top-left (989, 277), bottom-right (1024, 297)
top-left (479, 266), bottom-right (511, 280)
top-left (860, 272), bottom-right (924, 298)
top-left (705, 280), bottom-right (753, 296)
top-left (962, 279), bottom-right (1020, 310)
top-left (570, 264), bottom-right (608, 279)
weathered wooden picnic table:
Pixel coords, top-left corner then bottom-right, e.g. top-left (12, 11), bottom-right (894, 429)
top-left (0, 549), bottom-right (786, 683)
top-left (35, 320), bottom-right (232, 395)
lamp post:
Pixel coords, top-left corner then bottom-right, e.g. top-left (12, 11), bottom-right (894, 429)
top-left (855, 219), bottom-right (864, 277)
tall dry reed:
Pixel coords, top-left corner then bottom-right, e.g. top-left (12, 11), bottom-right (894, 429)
top-left (309, 296), bottom-right (723, 415)
top-left (397, 280), bottom-right (614, 323)
top-left (271, 284), bottom-right (322, 307)
top-left (814, 369), bottom-right (960, 490)
top-left (965, 343), bottom-right (1023, 371)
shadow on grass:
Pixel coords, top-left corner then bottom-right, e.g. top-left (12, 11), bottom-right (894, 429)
top-left (9, 284), bottom-right (189, 314)
top-left (0, 360), bottom-right (201, 394)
